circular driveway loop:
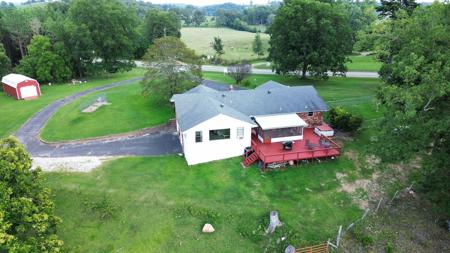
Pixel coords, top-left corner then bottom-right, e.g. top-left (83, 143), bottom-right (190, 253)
top-left (15, 78), bottom-right (182, 157)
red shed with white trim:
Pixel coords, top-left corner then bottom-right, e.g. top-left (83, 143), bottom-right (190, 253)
top-left (1, 74), bottom-right (41, 100)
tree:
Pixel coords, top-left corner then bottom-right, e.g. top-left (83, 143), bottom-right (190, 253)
top-left (0, 137), bottom-right (63, 252)
top-left (373, 3), bottom-right (450, 214)
top-left (0, 44), bottom-right (11, 78)
top-left (227, 62), bottom-right (252, 85)
top-left (2, 8), bottom-right (33, 58)
top-left (252, 33), bottom-right (264, 56)
top-left (210, 36), bottom-right (224, 58)
top-left (17, 35), bottom-right (71, 83)
top-left (192, 9), bottom-right (206, 26)
top-left (143, 9), bottom-right (181, 45)
top-left (376, 0), bottom-right (418, 19)
top-left (268, 0), bottom-right (352, 79)
top-left (141, 37), bottom-right (201, 102)
top-left (68, 0), bottom-right (138, 73)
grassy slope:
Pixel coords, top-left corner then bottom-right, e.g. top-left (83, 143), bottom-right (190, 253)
top-left (181, 27), bottom-right (269, 61)
top-left (0, 69), bottom-right (146, 139)
top-left (40, 83), bottom-right (173, 142)
top-left (44, 156), bottom-right (361, 252)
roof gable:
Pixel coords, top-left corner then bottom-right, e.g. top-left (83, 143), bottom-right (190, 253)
top-left (1, 74), bottom-right (37, 88)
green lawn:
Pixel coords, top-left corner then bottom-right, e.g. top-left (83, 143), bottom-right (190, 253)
top-left (44, 156), bottom-right (361, 252)
top-left (40, 83), bottom-right (173, 142)
top-left (347, 55), bottom-right (382, 72)
top-left (0, 69), bottom-right (146, 139)
top-left (253, 55), bottom-right (381, 72)
top-left (181, 27), bottom-right (269, 61)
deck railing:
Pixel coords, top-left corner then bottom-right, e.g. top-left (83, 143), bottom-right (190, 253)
top-left (251, 134), bottom-right (341, 165)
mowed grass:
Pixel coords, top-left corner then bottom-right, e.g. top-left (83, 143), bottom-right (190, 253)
top-left (41, 83), bottom-right (173, 142)
top-left (181, 27), bottom-right (269, 61)
top-left (346, 55), bottom-right (381, 72)
top-left (44, 156), bottom-right (361, 252)
top-left (253, 55), bottom-right (381, 72)
top-left (0, 69), bottom-right (146, 138)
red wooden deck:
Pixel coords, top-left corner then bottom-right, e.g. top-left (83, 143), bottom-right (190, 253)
top-left (250, 128), bottom-right (341, 165)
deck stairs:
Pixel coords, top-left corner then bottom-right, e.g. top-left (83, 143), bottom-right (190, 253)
top-left (242, 151), bottom-right (259, 167)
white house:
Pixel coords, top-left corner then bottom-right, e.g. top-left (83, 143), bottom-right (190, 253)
top-left (171, 80), bottom-right (341, 167)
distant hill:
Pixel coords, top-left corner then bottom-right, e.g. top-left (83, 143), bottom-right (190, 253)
top-left (201, 3), bottom-right (245, 16)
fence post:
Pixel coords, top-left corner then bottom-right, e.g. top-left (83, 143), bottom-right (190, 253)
top-left (375, 198), bottom-right (383, 213)
top-left (336, 225), bottom-right (342, 248)
top-left (390, 190), bottom-right (399, 203)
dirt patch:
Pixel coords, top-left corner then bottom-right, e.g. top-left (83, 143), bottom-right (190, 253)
top-left (337, 171), bottom-right (381, 209)
top-left (32, 156), bottom-right (118, 172)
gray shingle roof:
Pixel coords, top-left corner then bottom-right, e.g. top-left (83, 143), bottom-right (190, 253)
top-left (201, 79), bottom-right (246, 91)
top-left (172, 80), bottom-right (329, 131)
top-left (255, 80), bottom-right (289, 90)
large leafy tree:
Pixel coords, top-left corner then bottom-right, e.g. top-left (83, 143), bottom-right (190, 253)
top-left (17, 35), bottom-right (71, 83)
top-left (374, 3), bottom-right (450, 214)
top-left (143, 9), bottom-right (181, 45)
top-left (68, 0), bottom-right (138, 73)
top-left (141, 37), bottom-right (201, 102)
top-left (0, 44), bottom-right (11, 78)
top-left (268, 0), bottom-right (352, 79)
top-left (192, 9), bottom-right (206, 27)
top-left (0, 137), bottom-right (63, 252)
top-left (44, 11), bottom-right (95, 78)
top-left (2, 8), bottom-right (33, 58)
top-left (376, 0), bottom-right (418, 19)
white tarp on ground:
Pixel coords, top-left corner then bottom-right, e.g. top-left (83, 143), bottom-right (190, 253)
top-left (1, 73), bottom-right (36, 88)
top-left (254, 113), bottom-right (307, 130)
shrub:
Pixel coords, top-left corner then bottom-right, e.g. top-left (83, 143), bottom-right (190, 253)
top-left (328, 107), bottom-right (363, 132)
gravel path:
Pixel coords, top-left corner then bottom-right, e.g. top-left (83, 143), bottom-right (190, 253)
top-left (15, 77), bottom-right (182, 158)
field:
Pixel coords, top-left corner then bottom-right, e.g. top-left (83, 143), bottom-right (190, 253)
top-left (40, 83), bottom-right (173, 142)
top-left (0, 69), bottom-right (146, 139)
top-left (253, 55), bottom-right (382, 72)
top-left (181, 27), bottom-right (270, 61)
top-left (44, 156), bottom-right (361, 252)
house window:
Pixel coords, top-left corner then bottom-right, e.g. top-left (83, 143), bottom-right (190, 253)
top-left (209, 128), bottom-right (230, 141)
top-left (195, 131), bottom-right (202, 143)
top-left (308, 112), bottom-right (314, 116)
top-left (237, 127), bottom-right (244, 139)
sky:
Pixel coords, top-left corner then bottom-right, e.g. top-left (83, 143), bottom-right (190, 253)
top-left (7, 0), bottom-right (437, 5)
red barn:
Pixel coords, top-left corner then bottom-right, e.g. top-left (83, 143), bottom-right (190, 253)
top-left (1, 74), bottom-right (41, 100)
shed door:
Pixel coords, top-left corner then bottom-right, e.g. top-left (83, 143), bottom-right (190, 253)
top-left (20, 85), bottom-right (38, 98)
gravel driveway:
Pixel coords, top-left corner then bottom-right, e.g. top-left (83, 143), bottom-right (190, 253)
top-left (15, 77), bottom-right (182, 157)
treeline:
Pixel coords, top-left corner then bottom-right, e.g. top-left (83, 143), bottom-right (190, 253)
top-left (0, 0), bottom-right (185, 83)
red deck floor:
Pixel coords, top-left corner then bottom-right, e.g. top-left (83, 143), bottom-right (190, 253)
top-left (251, 128), bottom-right (341, 165)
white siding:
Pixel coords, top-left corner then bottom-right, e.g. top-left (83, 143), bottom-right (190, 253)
top-left (181, 114), bottom-right (255, 165)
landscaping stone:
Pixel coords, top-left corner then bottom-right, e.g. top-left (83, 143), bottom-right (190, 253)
top-left (202, 223), bottom-right (215, 233)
